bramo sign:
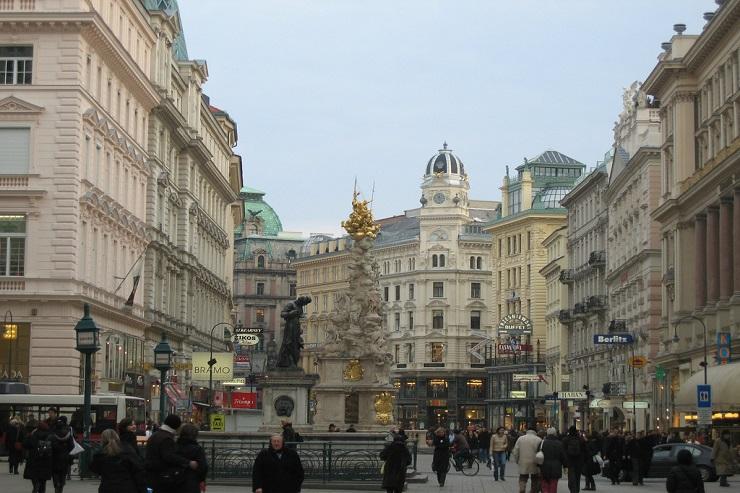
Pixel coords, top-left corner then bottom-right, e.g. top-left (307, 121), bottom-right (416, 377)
top-left (192, 352), bottom-right (233, 381)
top-left (593, 333), bottom-right (634, 345)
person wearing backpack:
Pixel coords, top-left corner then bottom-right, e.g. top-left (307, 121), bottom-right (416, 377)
top-left (562, 426), bottom-right (586, 493)
top-left (23, 421), bottom-right (54, 493)
top-left (666, 449), bottom-right (705, 493)
top-left (49, 418), bottom-right (74, 493)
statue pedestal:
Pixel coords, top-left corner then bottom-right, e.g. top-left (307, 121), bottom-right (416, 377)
top-left (312, 357), bottom-right (396, 432)
top-left (259, 368), bottom-right (318, 432)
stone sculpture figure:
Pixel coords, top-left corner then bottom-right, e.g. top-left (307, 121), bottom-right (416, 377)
top-left (277, 295), bottom-right (312, 368)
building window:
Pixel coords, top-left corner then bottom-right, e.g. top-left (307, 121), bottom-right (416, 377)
top-left (395, 285), bottom-right (400, 301)
top-left (476, 256), bottom-right (482, 269)
top-left (432, 282), bottom-right (444, 298)
top-left (323, 294), bottom-right (328, 311)
top-left (257, 255), bottom-right (265, 268)
top-left (289, 283), bottom-right (296, 297)
top-left (427, 377), bottom-right (447, 397)
top-left (432, 310), bottom-right (444, 330)
top-left (394, 344), bottom-right (400, 363)
top-left (408, 311), bottom-right (414, 330)
top-left (432, 254), bottom-right (438, 267)
top-left (406, 343), bottom-right (414, 363)
top-left (0, 128), bottom-right (30, 174)
top-left (0, 46), bottom-right (33, 85)
top-left (470, 282), bottom-right (481, 299)
top-left (466, 379), bottom-right (485, 398)
top-left (394, 312), bottom-right (400, 332)
top-left (470, 256), bottom-right (475, 269)
top-left (0, 215), bottom-right (25, 276)
top-left (402, 379), bottom-right (416, 397)
top-left (431, 343), bottom-right (445, 363)
top-left (256, 282), bottom-right (265, 295)
top-left (383, 286), bottom-right (389, 302)
top-left (255, 308), bottom-right (265, 324)
top-left (439, 254), bottom-right (446, 267)
top-left (408, 283), bottom-right (414, 300)
top-left (498, 239), bottom-right (502, 258)
top-left (470, 310), bottom-right (481, 330)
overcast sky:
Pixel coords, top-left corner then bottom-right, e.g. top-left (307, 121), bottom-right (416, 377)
top-left (178, 0), bottom-right (707, 235)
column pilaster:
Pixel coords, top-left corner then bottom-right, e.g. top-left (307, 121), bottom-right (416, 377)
top-left (694, 214), bottom-right (707, 309)
top-left (706, 207), bottom-right (720, 304)
top-left (719, 197), bottom-right (733, 301)
top-left (734, 188), bottom-right (740, 299)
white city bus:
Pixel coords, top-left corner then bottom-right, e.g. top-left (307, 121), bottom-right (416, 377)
top-left (0, 394), bottom-right (146, 450)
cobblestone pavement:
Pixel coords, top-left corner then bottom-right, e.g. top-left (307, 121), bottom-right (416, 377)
top-left (2, 454), bottom-right (737, 493)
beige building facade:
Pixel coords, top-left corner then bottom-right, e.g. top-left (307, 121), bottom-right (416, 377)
top-left (643, 1), bottom-right (740, 430)
top-left (0, 0), bottom-right (241, 404)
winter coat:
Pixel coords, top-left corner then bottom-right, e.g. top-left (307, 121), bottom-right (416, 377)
top-left (625, 437), bottom-right (642, 461)
top-left (144, 428), bottom-right (190, 492)
top-left (251, 446), bottom-right (304, 493)
top-left (512, 430), bottom-right (542, 475)
top-left (50, 427), bottom-right (74, 474)
top-left (712, 439), bottom-right (735, 476)
top-left (666, 464), bottom-right (705, 493)
top-left (603, 435), bottom-right (625, 462)
top-left (490, 433), bottom-right (508, 453)
top-left (4, 424), bottom-right (23, 462)
top-left (89, 449), bottom-right (145, 493)
top-left (562, 434), bottom-right (586, 467)
top-left (431, 435), bottom-right (450, 473)
top-left (380, 440), bottom-right (412, 490)
top-left (119, 431), bottom-right (139, 457)
top-left (176, 438), bottom-right (208, 493)
top-left (478, 430), bottom-right (492, 452)
top-left (23, 428), bottom-right (53, 481)
top-left (539, 435), bottom-right (568, 480)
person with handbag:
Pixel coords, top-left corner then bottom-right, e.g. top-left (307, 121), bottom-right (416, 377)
top-left (144, 414), bottom-right (197, 493)
top-left (539, 428), bottom-right (568, 493)
top-left (512, 425), bottom-right (542, 493)
top-left (583, 433), bottom-right (601, 490)
top-left (4, 417), bottom-right (24, 474)
top-left (89, 429), bottom-right (146, 493)
top-left (23, 421), bottom-right (54, 493)
top-left (176, 424), bottom-right (208, 493)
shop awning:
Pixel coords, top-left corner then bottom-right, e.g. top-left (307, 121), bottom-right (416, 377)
top-left (164, 383), bottom-right (187, 403)
top-left (674, 362), bottom-right (740, 411)
top-left (192, 402), bottom-right (210, 408)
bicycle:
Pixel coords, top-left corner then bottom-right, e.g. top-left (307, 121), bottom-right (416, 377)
top-left (450, 453), bottom-right (480, 476)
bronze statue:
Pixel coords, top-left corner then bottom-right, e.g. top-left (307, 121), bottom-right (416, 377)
top-left (277, 296), bottom-right (312, 368)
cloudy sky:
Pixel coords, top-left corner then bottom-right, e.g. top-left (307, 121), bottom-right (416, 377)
top-left (178, 0), bottom-right (706, 235)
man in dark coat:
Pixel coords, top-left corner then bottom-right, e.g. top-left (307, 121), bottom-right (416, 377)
top-left (49, 417), bottom-right (74, 493)
top-left (602, 429), bottom-right (625, 485)
top-left (252, 434), bottom-right (304, 493)
top-left (23, 421), bottom-right (54, 493)
top-left (666, 449), bottom-right (705, 493)
top-left (562, 426), bottom-right (587, 493)
top-left (144, 414), bottom-right (197, 493)
top-left (430, 427), bottom-right (451, 487)
top-left (625, 432), bottom-right (643, 485)
top-left (380, 434), bottom-right (412, 493)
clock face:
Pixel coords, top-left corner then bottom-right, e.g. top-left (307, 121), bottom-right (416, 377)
top-left (433, 192), bottom-right (446, 204)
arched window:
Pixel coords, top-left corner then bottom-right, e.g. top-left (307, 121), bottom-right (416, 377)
top-left (432, 254), bottom-right (438, 267)
top-left (477, 256), bottom-right (482, 269)
top-left (470, 256), bottom-right (475, 269)
top-left (439, 254), bottom-right (446, 267)
top-left (257, 255), bottom-right (265, 268)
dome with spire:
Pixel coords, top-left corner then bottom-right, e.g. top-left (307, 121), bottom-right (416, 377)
top-left (425, 142), bottom-right (466, 177)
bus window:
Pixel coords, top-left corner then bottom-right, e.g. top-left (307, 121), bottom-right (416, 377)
top-left (125, 397), bottom-right (146, 424)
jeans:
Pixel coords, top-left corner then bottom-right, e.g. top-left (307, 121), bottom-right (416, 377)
top-left (479, 448), bottom-right (490, 466)
top-left (519, 473), bottom-right (540, 493)
top-left (541, 478), bottom-right (559, 493)
top-left (492, 451), bottom-right (507, 479)
top-left (568, 463), bottom-right (582, 493)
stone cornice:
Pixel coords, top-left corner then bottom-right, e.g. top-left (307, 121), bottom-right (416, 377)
top-left (605, 148), bottom-right (661, 201)
top-left (683, 0), bottom-right (740, 73)
top-left (79, 187), bottom-right (148, 242)
top-left (189, 203), bottom-right (229, 249)
top-left (82, 109), bottom-right (150, 174)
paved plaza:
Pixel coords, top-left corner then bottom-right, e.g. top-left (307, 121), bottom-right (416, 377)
top-left (2, 454), bottom-right (737, 493)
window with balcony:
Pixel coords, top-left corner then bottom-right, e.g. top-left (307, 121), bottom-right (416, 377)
top-left (470, 310), bottom-right (481, 330)
top-left (0, 46), bottom-right (33, 85)
top-left (433, 282), bottom-right (444, 298)
top-left (470, 282), bottom-right (481, 299)
top-left (0, 216), bottom-right (25, 276)
top-left (0, 128), bottom-right (30, 174)
top-left (432, 310), bottom-right (444, 330)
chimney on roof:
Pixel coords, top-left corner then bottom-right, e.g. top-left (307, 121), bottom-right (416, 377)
top-left (673, 23), bottom-right (686, 35)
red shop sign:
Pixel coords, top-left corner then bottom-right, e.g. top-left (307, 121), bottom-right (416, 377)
top-left (231, 392), bottom-right (257, 409)
top-left (497, 343), bottom-right (533, 354)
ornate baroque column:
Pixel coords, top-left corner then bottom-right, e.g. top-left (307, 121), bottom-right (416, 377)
top-left (719, 197), bottom-right (733, 301)
top-left (694, 214), bottom-right (707, 309)
top-left (706, 206), bottom-right (720, 304)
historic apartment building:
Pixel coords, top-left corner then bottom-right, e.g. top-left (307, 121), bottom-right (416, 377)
top-left (484, 150), bottom-right (585, 429)
top-left (0, 0), bottom-right (242, 399)
top-left (233, 188), bottom-right (304, 362)
top-left (559, 158), bottom-right (609, 431)
top-left (295, 144), bottom-right (499, 430)
top-left (603, 84), bottom-right (662, 432)
top-left (643, 1), bottom-right (740, 429)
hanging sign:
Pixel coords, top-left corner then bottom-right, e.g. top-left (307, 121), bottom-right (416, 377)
top-left (192, 353), bottom-right (233, 381)
top-left (717, 333), bottom-right (731, 364)
top-left (230, 392), bottom-right (257, 409)
top-left (497, 314), bottom-right (533, 336)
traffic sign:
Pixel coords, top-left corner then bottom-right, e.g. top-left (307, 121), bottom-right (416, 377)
top-left (697, 384), bottom-right (712, 409)
top-left (622, 401), bottom-right (649, 409)
top-left (513, 374), bottom-right (547, 382)
top-left (655, 366), bottom-right (666, 380)
top-left (629, 356), bottom-right (648, 368)
top-left (510, 391), bottom-right (527, 399)
top-left (697, 408), bottom-right (712, 426)
top-left (594, 333), bottom-right (634, 344)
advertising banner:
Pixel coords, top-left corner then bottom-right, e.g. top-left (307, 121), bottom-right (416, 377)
top-left (231, 392), bottom-right (257, 409)
top-left (192, 352), bottom-right (234, 381)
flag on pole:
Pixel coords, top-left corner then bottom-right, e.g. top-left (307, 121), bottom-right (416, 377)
top-left (124, 255), bottom-right (144, 306)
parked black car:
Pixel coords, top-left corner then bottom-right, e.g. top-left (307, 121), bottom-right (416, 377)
top-left (613, 443), bottom-right (717, 482)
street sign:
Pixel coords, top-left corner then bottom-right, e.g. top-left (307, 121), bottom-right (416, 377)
top-left (697, 384), bottom-right (712, 408)
top-left (209, 413), bottom-right (225, 432)
top-left (510, 390), bottom-right (527, 399)
top-left (717, 333), bottom-right (731, 364)
top-left (629, 356), bottom-right (648, 368)
top-left (594, 333), bottom-right (634, 344)
top-left (234, 327), bottom-right (263, 334)
top-left (655, 366), bottom-right (666, 380)
top-left (234, 333), bottom-right (260, 345)
top-left (497, 313), bottom-right (533, 336)
top-left (513, 374), bottom-right (547, 382)
top-left (697, 408), bottom-right (712, 426)
top-left (558, 391), bottom-right (587, 400)
top-left (497, 343), bottom-right (533, 354)
top-left (590, 399), bottom-right (611, 409)
top-left (622, 401), bottom-right (649, 409)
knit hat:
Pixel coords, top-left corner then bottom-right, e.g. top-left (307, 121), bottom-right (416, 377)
top-left (164, 414), bottom-right (182, 429)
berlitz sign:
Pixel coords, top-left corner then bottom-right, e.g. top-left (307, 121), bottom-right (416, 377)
top-left (497, 314), bottom-right (533, 336)
top-left (593, 333), bottom-right (634, 344)
top-left (192, 352), bottom-right (234, 381)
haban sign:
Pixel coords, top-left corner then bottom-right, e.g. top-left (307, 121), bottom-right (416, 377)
top-left (230, 392), bottom-right (257, 409)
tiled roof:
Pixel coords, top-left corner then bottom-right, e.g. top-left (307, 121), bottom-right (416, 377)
top-left (528, 150), bottom-right (582, 166)
top-left (374, 215), bottom-right (420, 247)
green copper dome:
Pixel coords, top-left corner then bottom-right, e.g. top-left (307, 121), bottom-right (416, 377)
top-left (237, 187), bottom-right (283, 237)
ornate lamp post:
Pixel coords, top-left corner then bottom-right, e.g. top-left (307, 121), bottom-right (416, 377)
top-left (3, 310), bottom-right (17, 380)
top-left (74, 304), bottom-right (101, 442)
top-left (153, 334), bottom-right (173, 424)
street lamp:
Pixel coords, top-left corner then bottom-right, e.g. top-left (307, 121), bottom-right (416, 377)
top-left (153, 334), bottom-right (173, 424)
top-left (672, 315), bottom-right (708, 385)
top-left (3, 310), bottom-right (17, 380)
top-left (207, 321), bottom-right (239, 425)
top-left (74, 304), bottom-right (101, 442)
